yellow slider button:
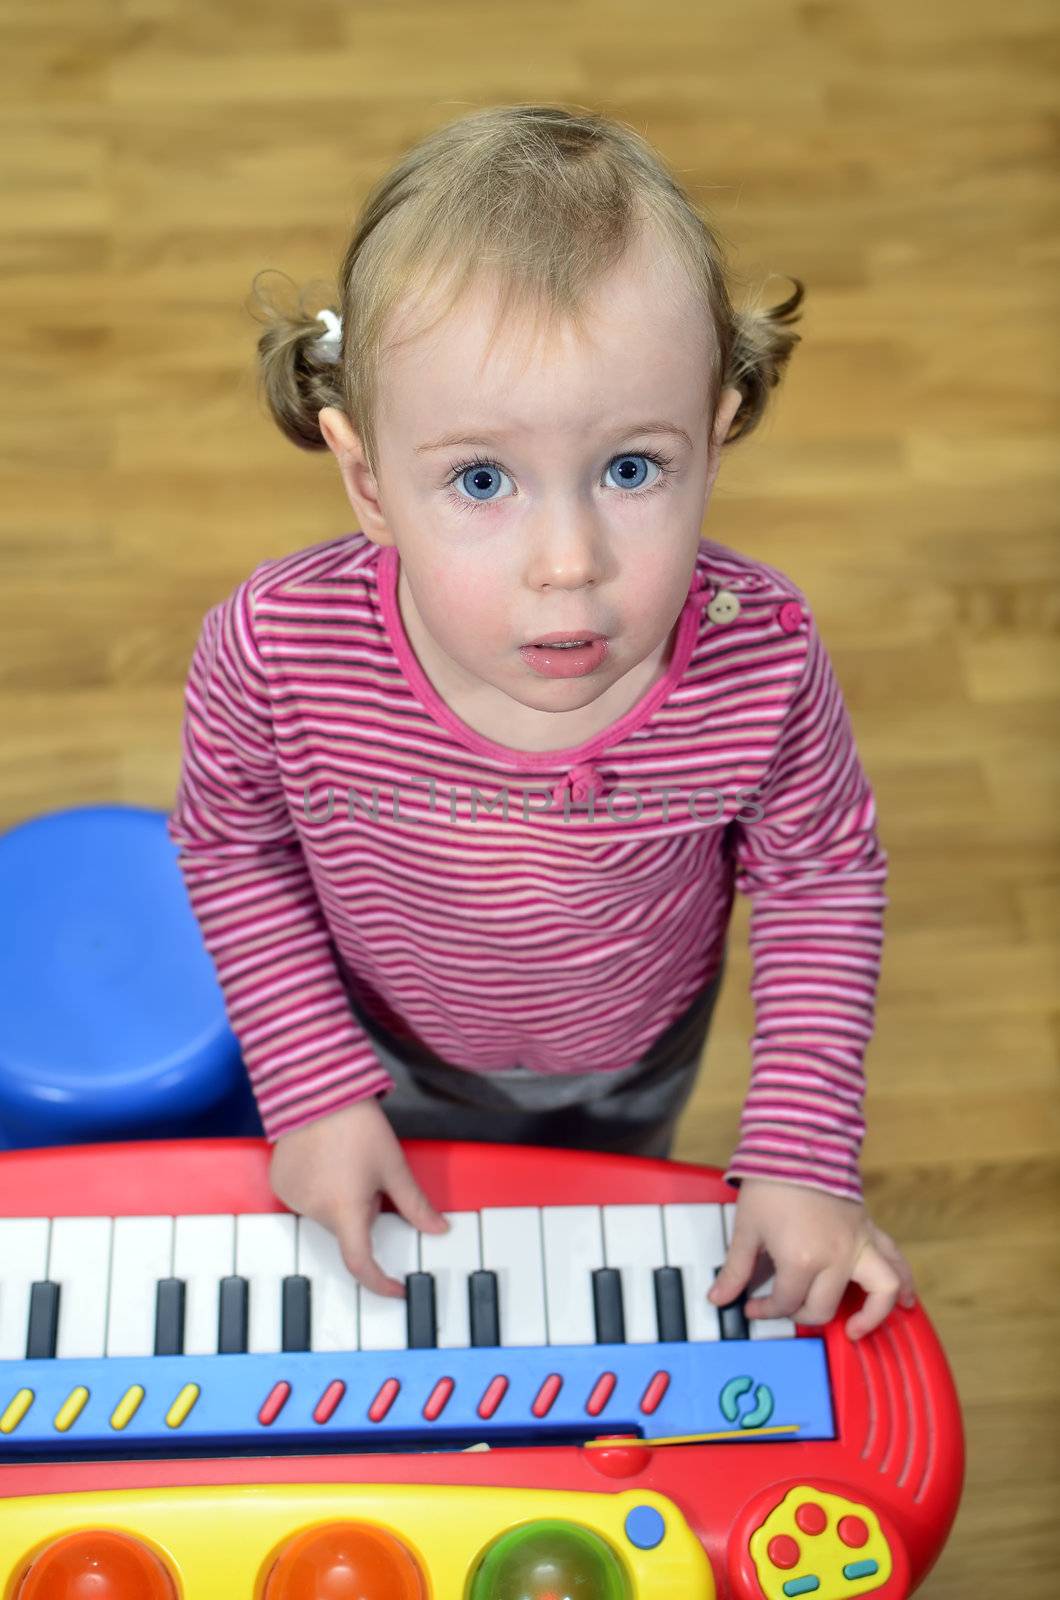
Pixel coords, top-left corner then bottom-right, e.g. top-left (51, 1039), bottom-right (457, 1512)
top-left (110, 1385), bottom-right (145, 1430)
top-left (165, 1382), bottom-right (200, 1428)
top-left (54, 1386), bottom-right (90, 1432)
top-left (0, 1388), bottom-right (34, 1433)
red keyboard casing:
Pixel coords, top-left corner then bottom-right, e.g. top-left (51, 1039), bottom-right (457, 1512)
top-left (0, 1138), bottom-right (964, 1599)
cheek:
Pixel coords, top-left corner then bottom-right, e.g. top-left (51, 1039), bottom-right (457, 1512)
top-left (622, 562), bottom-right (687, 628)
top-left (416, 562), bottom-right (509, 646)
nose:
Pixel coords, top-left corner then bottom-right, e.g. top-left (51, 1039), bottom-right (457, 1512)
top-left (526, 513), bottom-right (603, 591)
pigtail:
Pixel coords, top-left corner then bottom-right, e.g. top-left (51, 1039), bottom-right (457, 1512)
top-left (245, 268), bottom-right (344, 452)
top-left (723, 275), bottom-right (806, 445)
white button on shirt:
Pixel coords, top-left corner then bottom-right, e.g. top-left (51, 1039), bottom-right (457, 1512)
top-left (706, 589), bottom-right (741, 625)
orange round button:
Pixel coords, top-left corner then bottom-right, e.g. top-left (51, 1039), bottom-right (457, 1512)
top-left (262, 1521), bottom-right (427, 1600)
top-left (14, 1529), bottom-right (178, 1600)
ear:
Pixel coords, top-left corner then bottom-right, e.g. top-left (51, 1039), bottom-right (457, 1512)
top-left (703, 385), bottom-right (744, 502)
top-left (318, 406), bottom-right (395, 547)
top-left (710, 385), bottom-right (744, 451)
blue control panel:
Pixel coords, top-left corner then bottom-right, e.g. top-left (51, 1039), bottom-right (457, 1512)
top-left (0, 1338), bottom-right (834, 1460)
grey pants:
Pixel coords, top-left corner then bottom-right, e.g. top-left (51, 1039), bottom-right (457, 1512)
top-left (342, 953), bottom-right (726, 1159)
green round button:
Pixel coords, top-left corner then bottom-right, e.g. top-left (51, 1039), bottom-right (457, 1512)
top-left (467, 1519), bottom-right (631, 1600)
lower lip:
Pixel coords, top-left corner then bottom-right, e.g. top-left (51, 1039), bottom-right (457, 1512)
top-left (519, 639), bottom-right (609, 678)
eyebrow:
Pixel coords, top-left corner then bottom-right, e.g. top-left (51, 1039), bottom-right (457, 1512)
top-left (415, 420), bottom-right (695, 453)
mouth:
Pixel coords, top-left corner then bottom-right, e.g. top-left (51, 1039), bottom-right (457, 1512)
top-left (518, 633), bottom-right (609, 679)
top-left (524, 631), bottom-right (607, 649)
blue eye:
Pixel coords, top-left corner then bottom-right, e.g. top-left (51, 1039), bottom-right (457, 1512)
top-left (450, 461), bottom-right (513, 504)
top-left (605, 453), bottom-right (663, 491)
top-left (444, 450), bottom-right (676, 513)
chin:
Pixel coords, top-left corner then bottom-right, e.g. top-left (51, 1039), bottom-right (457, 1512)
top-left (515, 673), bottom-right (612, 707)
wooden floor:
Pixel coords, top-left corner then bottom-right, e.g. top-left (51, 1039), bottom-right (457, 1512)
top-left (1, 1), bottom-right (1056, 1592)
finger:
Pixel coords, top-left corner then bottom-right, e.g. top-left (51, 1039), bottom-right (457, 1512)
top-left (793, 1266), bottom-right (850, 1327)
top-left (746, 1265), bottom-right (818, 1322)
top-left (384, 1160), bottom-right (450, 1235)
top-left (846, 1251), bottom-right (902, 1341)
top-left (874, 1236), bottom-right (918, 1307)
top-left (337, 1223), bottom-right (405, 1299)
top-left (846, 1284), bottom-right (899, 1340)
top-left (708, 1235), bottom-right (761, 1305)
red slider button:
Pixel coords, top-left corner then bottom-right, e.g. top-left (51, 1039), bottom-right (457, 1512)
top-left (257, 1381), bottom-right (291, 1426)
top-left (423, 1377), bottom-right (455, 1421)
top-left (477, 1375), bottom-right (509, 1420)
top-left (639, 1370), bottom-right (670, 1416)
top-left (586, 1372), bottom-right (617, 1417)
top-left (313, 1379), bottom-right (346, 1424)
top-left (531, 1373), bottom-right (563, 1418)
top-left (368, 1378), bottom-right (400, 1422)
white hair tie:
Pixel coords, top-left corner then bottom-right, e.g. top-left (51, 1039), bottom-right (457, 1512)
top-left (314, 308), bottom-right (343, 363)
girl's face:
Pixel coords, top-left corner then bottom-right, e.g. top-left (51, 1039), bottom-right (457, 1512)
top-left (322, 236), bottom-right (742, 726)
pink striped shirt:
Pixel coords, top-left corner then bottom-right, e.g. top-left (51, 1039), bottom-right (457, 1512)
top-left (167, 531), bottom-right (888, 1203)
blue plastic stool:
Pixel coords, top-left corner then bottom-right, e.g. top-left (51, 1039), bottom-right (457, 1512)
top-left (0, 804), bottom-right (264, 1149)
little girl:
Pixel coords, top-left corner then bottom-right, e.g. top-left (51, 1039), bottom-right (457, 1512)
top-left (168, 103), bottom-right (916, 1342)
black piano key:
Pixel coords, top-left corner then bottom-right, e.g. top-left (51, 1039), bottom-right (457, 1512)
top-left (592, 1266), bottom-right (626, 1344)
top-left (218, 1274), bottom-right (249, 1353)
top-left (406, 1271), bottom-right (437, 1349)
top-left (154, 1277), bottom-right (186, 1356)
top-left (653, 1265), bottom-right (688, 1342)
top-left (25, 1280), bottom-right (60, 1359)
top-left (713, 1266), bottom-right (750, 1340)
top-left (281, 1274), bottom-right (311, 1352)
top-left (468, 1268), bottom-right (500, 1347)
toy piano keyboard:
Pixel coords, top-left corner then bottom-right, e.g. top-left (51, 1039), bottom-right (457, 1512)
top-left (0, 1139), bottom-right (963, 1599)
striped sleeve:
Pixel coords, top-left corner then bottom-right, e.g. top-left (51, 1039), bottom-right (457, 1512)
top-left (166, 578), bottom-right (394, 1140)
top-left (723, 611), bottom-right (888, 1204)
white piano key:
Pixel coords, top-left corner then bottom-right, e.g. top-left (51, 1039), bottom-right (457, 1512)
top-left (480, 1207), bottom-right (548, 1347)
top-left (359, 1213), bottom-right (418, 1351)
top-left (49, 1216), bottom-right (112, 1359)
top-left (0, 1218), bottom-right (49, 1359)
top-left (747, 1269), bottom-right (798, 1339)
top-left (297, 1215), bottom-right (359, 1352)
top-left (601, 1204), bottom-right (665, 1343)
top-left (420, 1211), bottom-right (480, 1349)
top-left (106, 1216), bottom-right (174, 1357)
top-left (722, 1202), bottom-right (737, 1248)
top-left (662, 1203), bottom-right (725, 1341)
top-left (236, 1213), bottom-right (298, 1354)
top-left (542, 1206), bottom-right (604, 1345)
top-left (721, 1205), bottom-right (796, 1337)
top-left (173, 1214), bottom-right (234, 1355)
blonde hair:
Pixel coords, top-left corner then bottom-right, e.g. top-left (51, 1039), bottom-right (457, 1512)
top-left (248, 103), bottom-right (805, 476)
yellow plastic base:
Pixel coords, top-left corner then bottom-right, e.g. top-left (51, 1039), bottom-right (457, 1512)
top-left (2, 1481), bottom-right (716, 1599)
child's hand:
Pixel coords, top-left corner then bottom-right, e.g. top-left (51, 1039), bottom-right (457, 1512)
top-left (268, 1097), bottom-right (449, 1298)
top-left (707, 1176), bottom-right (918, 1342)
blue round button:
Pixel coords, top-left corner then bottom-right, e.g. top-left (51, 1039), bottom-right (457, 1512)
top-left (623, 1504), bottom-right (665, 1550)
